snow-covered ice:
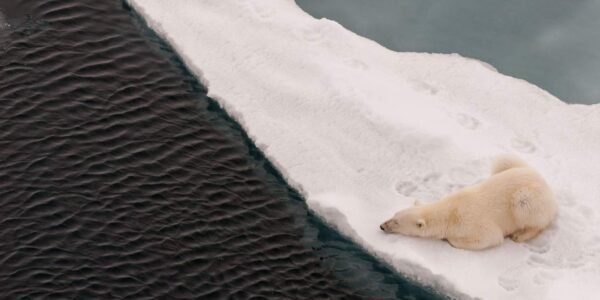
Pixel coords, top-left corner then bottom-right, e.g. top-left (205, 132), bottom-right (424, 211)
top-left (127, 0), bottom-right (600, 299)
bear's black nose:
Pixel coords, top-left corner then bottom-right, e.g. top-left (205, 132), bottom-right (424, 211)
top-left (380, 224), bottom-right (385, 231)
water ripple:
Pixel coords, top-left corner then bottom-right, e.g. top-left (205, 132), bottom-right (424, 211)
top-left (0, 0), bottom-right (445, 299)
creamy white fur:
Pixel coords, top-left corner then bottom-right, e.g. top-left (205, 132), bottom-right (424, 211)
top-left (381, 155), bottom-right (558, 250)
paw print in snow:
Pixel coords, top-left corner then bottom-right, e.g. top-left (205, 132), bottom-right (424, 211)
top-left (511, 138), bottom-right (536, 153)
top-left (456, 113), bottom-right (480, 130)
top-left (248, 1), bottom-right (275, 19)
top-left (348, 59), bottom-right (368, 71)
top-left (301, 24), bottom-right (325, 42)
top-left (395, 181), bottom-right (417, 197)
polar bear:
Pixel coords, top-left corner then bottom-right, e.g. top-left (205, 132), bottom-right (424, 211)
top-left (380, 155), bottom-right (557, 250)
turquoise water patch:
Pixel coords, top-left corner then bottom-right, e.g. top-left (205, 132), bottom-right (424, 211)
top-left (297, 0), bottom-right (600, 104)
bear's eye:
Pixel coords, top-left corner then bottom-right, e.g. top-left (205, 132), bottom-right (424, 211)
top-left (416, 222), bottom-right (423, 228)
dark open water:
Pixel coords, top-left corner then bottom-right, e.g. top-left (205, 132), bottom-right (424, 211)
top-left (0, 1), bottom-right (447, 299)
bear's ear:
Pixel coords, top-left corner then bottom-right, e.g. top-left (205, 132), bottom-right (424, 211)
top-left (413, 200), bottom-right (422, 206)
top-left (416, 219), bottom-right (426, 228)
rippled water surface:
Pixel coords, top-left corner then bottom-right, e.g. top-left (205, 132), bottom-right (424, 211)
top-left (297, 0), bottom-right (600, 104)
top-left (0, 0), bottom-right (446, 299)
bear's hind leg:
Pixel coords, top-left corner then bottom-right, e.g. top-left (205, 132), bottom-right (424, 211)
top-left (510, 227), bottom-right (542, 243)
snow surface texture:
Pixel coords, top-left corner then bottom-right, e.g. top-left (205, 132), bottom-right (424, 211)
top-left (127, 0), bottom-right (600, 299)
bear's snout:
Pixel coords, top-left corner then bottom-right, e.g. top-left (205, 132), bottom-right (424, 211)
top-left (380, 220), bottom-right (393, 232)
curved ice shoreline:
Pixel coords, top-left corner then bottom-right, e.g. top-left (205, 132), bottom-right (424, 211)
top-left (126, 0), bottom-right (600, 299)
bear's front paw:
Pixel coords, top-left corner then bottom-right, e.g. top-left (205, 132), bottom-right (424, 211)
top-left (510, 233), bottom-right (526, 242)
top-left (510, 227), bottom-right (542, 243)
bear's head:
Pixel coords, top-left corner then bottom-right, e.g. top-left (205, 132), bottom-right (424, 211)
top-left (380, 200), bottom-right (428, 237)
